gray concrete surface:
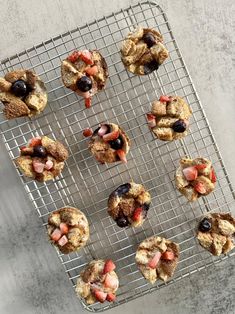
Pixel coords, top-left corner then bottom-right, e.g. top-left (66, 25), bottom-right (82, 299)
top-left (0, 0), bottom-right (235, 313)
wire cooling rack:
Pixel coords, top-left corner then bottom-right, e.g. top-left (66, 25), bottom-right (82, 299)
top-left (0, 1), bottom-right (235, 312)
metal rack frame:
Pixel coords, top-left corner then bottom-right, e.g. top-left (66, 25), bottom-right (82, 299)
top-left (0, 1), bottom-right (235, 312)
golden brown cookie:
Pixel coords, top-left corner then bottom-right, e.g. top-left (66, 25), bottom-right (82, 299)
top-left (0, 69), bottom-right (47, 119)
top-left (76, 259), bottom-right (119, 304)
top-left (175, 157), bottom-right (216, 201)
top-left (146, 95), bottom-right (192, 141)
top-left (16, 135), bottom-right (68, 182)
top-left (47, 207), bottom-right (89, 254)
top-left (61, 49), bottom-right (108, 108)
top-left (120, 26), bottom-right (169, 75)
top-left (88, 123), bottom-right (130, 164)
top-left (135, 236), bottom-right (180, 284)
top-left (108, 182), bottom-right (151, 228)
top-left (197, 212), bottom-right (235, 256)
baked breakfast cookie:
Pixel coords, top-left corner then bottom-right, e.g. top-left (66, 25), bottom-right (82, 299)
top-left (61, 49), bottom-right (108, 108)
top-left (47, 207), bottom-right (89, 254)
top-left (88, 123), bottom-right (130, 164)
top-left (76, 259), bottom-right (119, 304)
top-left (146, 95), bottom-right (192, 141)
top-left (135, 236), bottom-right (180, 284)
top-left (0, 69), bottom-right (47, 119)
top-left (108, 182), bottom-right (151, 228)
top-left (197, 212), bottom-right (235, 256)
top-left (175, 157), bottom-right (216, 202)
top-left (16, 135), bottom-right (68, 182)
top-left (120, 26), bottom-right (169, 75)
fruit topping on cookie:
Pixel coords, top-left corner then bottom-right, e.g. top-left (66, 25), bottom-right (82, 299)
top-left (116, 216), bottom-right (129, 227)
top-left (67, 51), bottom-right (81, 63)
top-left (103, 130), bottom-right (120, 142)
top-left (106, 293), bottom-right (116, 302)
top-left (51, 228), bottom-right (62, 242)
top-left (11, 79), bottom-right (29, 97)
top-left (85, 65), bottom-right (98, 76)
top-left (28, 137), bottom-right (42, 147)
top-left (103, 259), bottom-right (116, 274)
top-left (76, 76), bottom-right (92, 92)
top-left (161, 251), bottom-right (175, 261)
top-left (159, 95), bottom-right (171, 103)
top-left (109, 137), bottom-right (123, 150)
top-left (210, 168), bottom-right (217, 183)
top-left (198, 218), bottom-right (212, 232)
top-left (182, 166), bottom-right (198, 181)
top-left (94, 290), bottom-right (107, 303)
top-left (146, 113), bottom-right (156, 128)
top-left (104, 273), bottom-right (119, 289)
top-left (148, 252), bottom-right (162, 269)
top-left (132, 207), bottom-right (143, 222)
top-left (143, 32), bottom-right (156, 48)
top-left (114, 183), bottom-right (131, 196)
top-left (116, 149), bottom-right (127, 163)
top-left (32, 159), bottom-right (45, 173)
top-left (79, 50), bottom-right (94, 65)
top-left (144, 60), bottom-right (159, 75)
top-left (85, 97), bottom-right (92, 108)
top-left (60, 222), bottom-right (69, 234)
top-left (33, 145), bottom-right (47, 158)
top-left (194, 182), bottom-right (207, 194)
top-left (172, 119), bottom-right (187, 133)
top-left (58, 235), bottom-right (69, 246)
top-left (83, 128), bottom-right (93, 137)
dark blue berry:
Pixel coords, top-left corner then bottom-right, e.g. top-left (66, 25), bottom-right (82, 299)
top-left (172, 120), bottom-right (187, 133)
top-left (114, 183), bottom-right (131, 196)
top-left (33, 145), bottom-right (47, 158)
top-left (109, 137), bottom-right (123, 150)
top-left (11, 80), bottom-right (28, 97)
top-left (76, 76), bottom-right (92, 92)
top-left (199, 218), bottom-right (212, 232)
top-left (143, 32), bottom-right (156, 48)
top-left (142, 203), bottom-right (150, 212)
top-left (116, 216), bottom-right (129, 228)
top-left (144, 60), bottom-right (159, 75)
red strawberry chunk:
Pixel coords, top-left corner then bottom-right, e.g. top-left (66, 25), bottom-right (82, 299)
top-left (32, 160), bottom-right (45, 174)
top-left (85, 65), bottom-right (98, 76)
top-left (85, 97), bottom-right (91, 108)
top-left (148, 251), bottom-right (162, 269)
top-left (80, 50), bottom-right (93, 65)
top-left (106, 293), bottom-right (116, 302)
top-left (104, 273), bottom-right (118, 289)
top-left (116, 149), bottom-right (127, 163)
top-left (195, 164), bottom-right (207, 171)
top-left (60, 223), bottom-right (69, 235)
top-left (132, 207), bottom-right (142, 222)
top-left (194, 182), bottom-right (207, 194)
top-left (51, 228), bottom-right (62, 242)
top-left (103, 259), bottom-right (116, 274)
top-left (210, 168), bottom-right (217, 183)
top-left (146, 113), bottom-right (156, 128)
top-left (28, 137), bottom-right (42, 147)
top-left (83, 128), bottom-right (93, 137)
top-left (182, 166), bottom-right (198, 181)
top-left (159, 95), bottom-right (171, 102)
top-left (20, 146), bottom-right (34, 155)
top-left (45, 159), bottom-right (53, 170)
top-left (58, 235), bottom-right (68, 247)
top-left (103, 130), bottom-right (119, 142)
top-left (161, 251), bottom-right (175, 261)
top-left (67, 51), bottom-right (81, 63)
top-left (94, 290), bottom-right (107, 303)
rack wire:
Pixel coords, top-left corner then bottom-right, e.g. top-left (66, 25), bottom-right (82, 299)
top-left (0, 1), bottom-right (235, 312)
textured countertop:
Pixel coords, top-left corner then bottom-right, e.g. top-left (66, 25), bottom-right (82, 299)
top-left (0, 0), bottom-right (235, 313)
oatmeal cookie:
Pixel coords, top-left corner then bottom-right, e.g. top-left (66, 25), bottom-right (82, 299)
top-left (47, 207), bottom-right (89, 254)
top-left (175, 157), bottom-right (216, 201)
top-left (108, 182), bottom-right (151, 228)
top-left (0, 69), bottom-right (47, 119)
top-left (76, 259), bottom-right (119, 304)
top-left (135, 236), bottom-right (180, 284)
top-left (147, 95), bottom-right (192, 141)
top-left (61, 49), bottom-right (108, 108)
top-left (16, 135), bottom-right (68, 182)
top-left (120, 26), bottom-right (169, 75)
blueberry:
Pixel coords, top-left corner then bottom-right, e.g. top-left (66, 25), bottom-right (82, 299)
top-left (144, 60), bottom-right (159, 75)
top-left (33, 145), bottom-right (47, 158)
top-left (11, 80), bottom-right (28, 97)
top-left (142, 203), bottom-right (150, 212)
top-left (116, 216), bottom-right (129, 228)
top-left (109, 137), bottom-right (123, 150)
top-left (76, 76), bottom-right (92, 92)
top-left (199, 218), bottom-right (212, 232)
top-left (114, 183), bottom-right (131, 196)
top-left (172, 120), bottom-right (187, 133)
top-left (143, 32), bottom-right (156, 48)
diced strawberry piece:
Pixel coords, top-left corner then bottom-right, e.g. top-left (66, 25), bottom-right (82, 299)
top-left (51, 228), bottom-right (62, 242)
top-left (161, 251), bottom-right (175, 261)
top-left (80, 50), bottom-right (93, 65)
top-left (83, 128), bottom-right (93, 137)
top-left (104, 273), bottom-right (119, 289)
top-left (182, 166), bottom-right (198, 181)
top-left (159, 95), bottom-right (171, 102)
top-left (146, 113), bottom-right (156, 128)
top-left (106, 293), bottom-right (116, 302)
top-left (32, 160), bottom-right (45, 173)
top-left (103, 259), bottom-right (116, 274)
top-left (60, 223), bottom-right (69, 235)
top-left (20, 146), bottom-right (27, 151)
top-left (94, 290), bottom-right (107, 303)
top-left (85, 65), bottom-right (98, 76)
top-left (58, 235), bottom-right (68, 247)
top-left (116, 149), bottom-right (127, 163)
top-left (20, 146), bottom-right (34, 155)
top-left (148, 252), bottom-right (162, 269)
top-left (28, 137), bottom-right (42, 147)
top-left (45, 159), bottom-right (53, 170)
top-left (67, 51), bottom-right (81, 63)
top-left (195, 164), bottom-right (207, 170)
top-left (210, 168), bottom-right (217, 183)
top-left (85, 97), bottom-right (91, 108)
top-left (103, 130), bottom-right (119, 142)
top-left (132, 207), bottom-right (142, 222)
top-left (194, 182), bottom-right (207, 194)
